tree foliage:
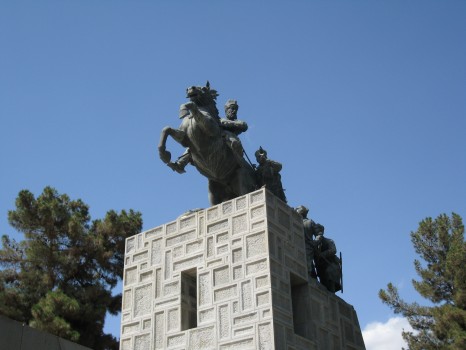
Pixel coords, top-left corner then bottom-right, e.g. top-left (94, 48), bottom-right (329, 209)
top-left (0, 187), bottom-right (142, 350)
top-left (379, 213), bottom-right (466, 349)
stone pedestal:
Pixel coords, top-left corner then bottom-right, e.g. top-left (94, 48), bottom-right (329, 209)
top-left (120, 189), bottom-right (365, 349)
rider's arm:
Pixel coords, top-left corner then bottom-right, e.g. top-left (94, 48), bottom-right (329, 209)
top-left (220, 119), bottom-right (248, 133)
top-left (267, 160), bottom-right (283, 172)
top-left (320, 239), bottom-right (337, 257)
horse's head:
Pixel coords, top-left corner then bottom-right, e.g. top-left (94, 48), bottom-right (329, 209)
top-left (185, 81), bottom-right (219, 118)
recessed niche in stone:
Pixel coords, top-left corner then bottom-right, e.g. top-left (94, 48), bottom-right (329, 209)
top-left (181, 268), bottom-right (197, 331)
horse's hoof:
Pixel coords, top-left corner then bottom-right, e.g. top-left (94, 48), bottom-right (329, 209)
top-left (168, 162), bottom-right (186, 174)
top-left (159, 149), bottom-right (171, 163)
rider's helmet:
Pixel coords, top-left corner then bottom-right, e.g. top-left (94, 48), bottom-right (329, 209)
top-left (294, 205), bottom-right (309, 218)
top-left (254, 147), bottom-right (268, 165)
top-left (225, 99), bottom-right (238, 108)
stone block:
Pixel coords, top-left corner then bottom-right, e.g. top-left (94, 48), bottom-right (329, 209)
top-left (120, 189), bottom-right (365, 350)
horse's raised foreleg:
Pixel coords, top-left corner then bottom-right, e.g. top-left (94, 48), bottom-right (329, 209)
top-left (167, 149), bottom-right (190, 174)
top-left (158, 126), bottom-right (187, 164)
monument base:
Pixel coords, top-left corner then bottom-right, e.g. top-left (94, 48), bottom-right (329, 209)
top-left (120, 189), bottom-right (365, 349)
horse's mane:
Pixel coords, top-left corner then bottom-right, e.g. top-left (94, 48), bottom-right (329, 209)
top-left (195, 83), bottom-right (220, 119)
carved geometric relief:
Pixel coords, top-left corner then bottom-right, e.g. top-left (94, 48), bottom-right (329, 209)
top-left (120, 189), bottom-right (365, 350)
top-left (125, 267), bottom-right (137, 286)
top-left (189, 326), bottom-right (215, 350)
top-left (134, 333), bottom-right (150, 350)
top-left (134, 284), bottom-right (152, 318)
top-left (213, 266), bottom-right (230, 287)
top-left (232, 214), bottom-right (247, 235)
top-left (245, 231), bottom-right (266, 258)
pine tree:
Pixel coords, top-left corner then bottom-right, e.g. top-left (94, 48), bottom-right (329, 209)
top-left (379, 213), bottom-right (466, 349)
top-left (0, 187), bottom-right (142, 350)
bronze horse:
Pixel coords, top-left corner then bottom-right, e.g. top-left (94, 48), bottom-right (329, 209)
top-left (158, 82), bottom-right (257, 205)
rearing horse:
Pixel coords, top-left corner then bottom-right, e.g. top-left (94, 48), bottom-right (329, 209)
top-left (158, 82), bottom-right (257, 205)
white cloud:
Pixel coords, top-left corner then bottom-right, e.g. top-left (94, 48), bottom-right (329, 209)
top-left (362, 317), bottom-right (413, 350)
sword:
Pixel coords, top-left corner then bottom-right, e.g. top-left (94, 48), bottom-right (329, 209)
top-left (243, 150), bottom-right (256, 169)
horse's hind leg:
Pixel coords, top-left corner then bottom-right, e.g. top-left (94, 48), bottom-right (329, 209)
top-left (230, 166), bottom-right (257, 196)
top-left (208, 180), bottom-right (228, 205)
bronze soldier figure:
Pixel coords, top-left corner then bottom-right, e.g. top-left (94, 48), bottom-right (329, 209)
top-left (255, 147), bottom-right (287, 203)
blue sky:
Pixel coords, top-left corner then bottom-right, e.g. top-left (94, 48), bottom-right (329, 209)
top-left (1, 1), bottom-right (465, 348)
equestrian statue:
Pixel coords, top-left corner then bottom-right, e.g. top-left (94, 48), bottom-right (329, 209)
top-left (158, 82), bottom-right (257, 205)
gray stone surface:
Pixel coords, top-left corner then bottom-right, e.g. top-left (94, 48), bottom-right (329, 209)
top-left (0, 315), bottom-right (92, 350)
top-left (120, 189), bottom-right (365, 349)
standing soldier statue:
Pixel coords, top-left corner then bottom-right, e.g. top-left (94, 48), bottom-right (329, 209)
top-left (295, 205), bottom-right (318, 280)
top-left (294, 206), bottom-right (343, 293)
top-left (255, 147), bottom-right (287, 203)
top-left (313, 225), bottom-right (343, 293)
